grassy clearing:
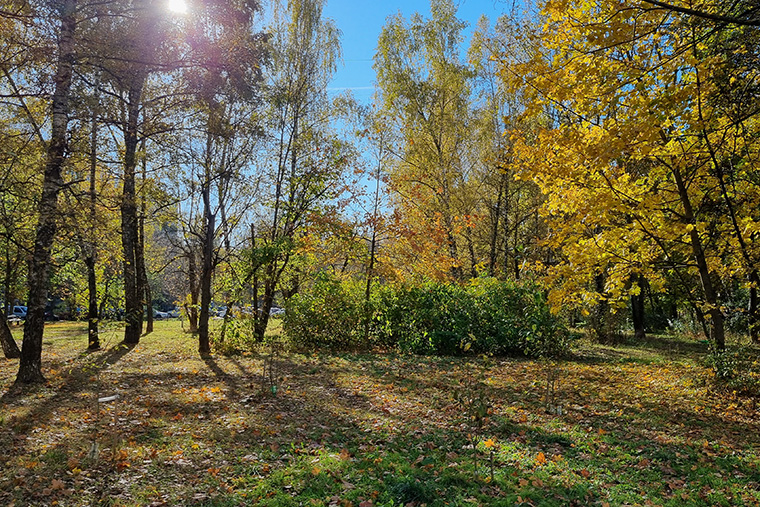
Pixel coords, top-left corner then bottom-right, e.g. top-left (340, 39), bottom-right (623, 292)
top-left (1, 321), bottom-right (759, 506)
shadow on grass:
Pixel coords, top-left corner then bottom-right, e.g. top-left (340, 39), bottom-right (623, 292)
top-left (572, 334), bottom-right (710, 365)
top-left (0, 340), bottom-right (136, 456)
top-left (202, 353), bottom-right (245, 399)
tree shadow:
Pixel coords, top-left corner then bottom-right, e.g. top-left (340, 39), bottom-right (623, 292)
top-left (202, 354), bottom-right (244, 400)
top-left (0, 340), bottom-right (136, 442)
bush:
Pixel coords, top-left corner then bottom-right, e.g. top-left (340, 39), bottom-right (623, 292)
top-left (283, 272), bottom-right (367, 350)
top-left (373, 277), bottom-right (569, 358)
top-left (211, 317), bottom-right (257, 356)
top-left (284, 275), bottom-right (570, 358)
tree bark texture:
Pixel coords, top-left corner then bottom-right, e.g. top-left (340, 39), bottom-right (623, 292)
top-left (631, 275), bottom-right (647, 340)
top-left (187, 249), bottom-right (199, 333)
top-left (672, 165), bottom-right (725, 350)
top-left (16, 0), bottom-right (77, 384)
top-left (198, 200), bottom-right (214, 354)
top-left (86, 96), bottom-right (100, 350)
top-left (85, 256), bottom-right (100, 350)
top-left (121, 72), bottom-right (146, 344)
top-left (1, 317), bottom-right (20, 359)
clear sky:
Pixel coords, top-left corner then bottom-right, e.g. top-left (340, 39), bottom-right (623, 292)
top-left (322, 0), bottom-right (516, 103)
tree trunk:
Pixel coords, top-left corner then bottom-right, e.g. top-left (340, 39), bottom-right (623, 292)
top-left (466, 229), bottom-right (478, 279)
top-left (592, 271), bottom-right (610, 342)
top-left (254, 276), bottom-right (275, 340)
top-left (121, 72), bottom-right (146, 345)
top-left (198, 183), bottom-right (215, 355)
top-left (187, 249), bottom-right (199, 333)
top-left (672, 165), bottom-right (725, 350)
top-left (363, 154), bottom-right (382, 342)
top-left (1, 316), bottom-right (20, 359)
top-left (488, 177), bottom-right (507, 276)
top-left (16, 0), bottom-right (77, 384)
top-left (140, 248), bottom-right (152, 334)
top-left (251, 223), bottom-right (259, 323)
top-left (86, 82), bottom-right (99, 351)
top-left (750, 275), bottom-right (759, 343)
top-left (85, 256), bottom-right (100, 350)
top-left (631, 274), bottom-right (646, 340)
top-left (139, 168), bottom-right (152, 335)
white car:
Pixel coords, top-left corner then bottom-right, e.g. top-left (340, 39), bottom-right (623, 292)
top-left (153, 310), bottom-right (170, 319)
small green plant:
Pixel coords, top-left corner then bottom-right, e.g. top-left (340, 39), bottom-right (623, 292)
top-left (453, 362), bottom-right (491, 479)
top-left (543, 359), bottom-right (563, 415)
top-left (708, 348), bottom-right (738, 379)
top-left (212, 317), bottom-right (257, 356)
top-left (479, 438), bottom-right (498, 482)
top-left (260, 337), bottom-right (282, 396)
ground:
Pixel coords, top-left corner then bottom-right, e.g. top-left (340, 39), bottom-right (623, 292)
top-left (1, 321), bottom-right (759, 506)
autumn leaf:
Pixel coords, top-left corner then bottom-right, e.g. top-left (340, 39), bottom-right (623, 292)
top-left (536, 452), bottom-right (547, 466)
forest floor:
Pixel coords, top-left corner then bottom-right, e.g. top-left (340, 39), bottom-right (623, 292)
top-left (1, 321), bottom-right (759, 506)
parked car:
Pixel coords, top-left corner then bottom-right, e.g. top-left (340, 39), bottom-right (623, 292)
top-left (153, 310), bottom-right (170, 319)
top-left (167, 307), bottom-right (180, 318)
top-left (269, 306), bottom-right (285, 317)
top-left (11, 305), bottom-right (27, 319)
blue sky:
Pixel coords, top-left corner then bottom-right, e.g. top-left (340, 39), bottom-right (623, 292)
top-left (322, 0), bottom-right (516, 103)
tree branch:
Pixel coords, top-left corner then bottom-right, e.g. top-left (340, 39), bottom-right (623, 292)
top-left (638, 0), bottom-right (760, 27)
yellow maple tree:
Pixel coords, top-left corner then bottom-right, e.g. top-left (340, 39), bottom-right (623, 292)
top-left (497, 0), bottom-right (760, 348)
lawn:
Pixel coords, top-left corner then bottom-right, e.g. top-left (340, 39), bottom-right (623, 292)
top-left (1, 321), bottom-right (759, 506)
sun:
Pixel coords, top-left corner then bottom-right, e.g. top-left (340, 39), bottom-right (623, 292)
top-left (167, 0), bottom-right (188, 14)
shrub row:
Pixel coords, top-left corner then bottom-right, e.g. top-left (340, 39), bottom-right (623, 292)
top-left (284, 275), bottom-right (570, 358)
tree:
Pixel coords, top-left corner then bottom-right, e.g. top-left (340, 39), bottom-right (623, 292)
top-left (498, 0), bottom-right (760, 349)
top-left (248, 0), bottom-right (347, 340)
top-left (375, 0), bottom-right (474, 281)
top-left (14, 0), bottom-right (77, 383)
top-left (172, 0), bottom-right (265, 354)
top-left (468, 15), bottom-right (545, 280)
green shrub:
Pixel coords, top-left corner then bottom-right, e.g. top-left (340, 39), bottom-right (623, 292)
top-left (284, 275), bottom-right (570, 358)
top-left (211, 317), bottom-right (257, 355)
top-left (283, 272), bottom-right (367, 350)
top-left (372, 277), bottom-right (569, 358)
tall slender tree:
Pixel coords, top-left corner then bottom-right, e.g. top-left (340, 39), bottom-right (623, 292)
top-left (249, 0), bottom-right (346, 340)
top-left (16, 0), bottom-right (78, 383)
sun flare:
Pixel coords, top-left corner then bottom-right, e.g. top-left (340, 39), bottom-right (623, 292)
top-left (167, 0), bottom-right (188, 14)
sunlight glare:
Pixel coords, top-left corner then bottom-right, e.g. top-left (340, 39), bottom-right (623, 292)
top-left (167, 0), bottom-right (188, 14)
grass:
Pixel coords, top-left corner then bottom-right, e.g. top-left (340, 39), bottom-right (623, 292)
top-left (1, 320), bottom-right (759, 506)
